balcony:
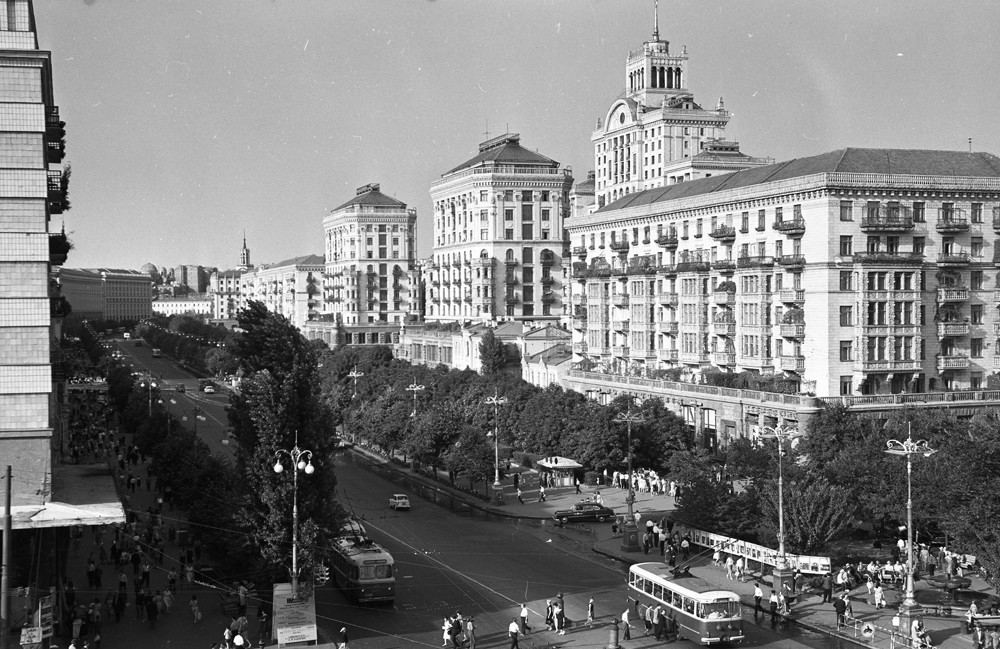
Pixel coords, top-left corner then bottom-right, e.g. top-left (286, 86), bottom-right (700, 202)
top-left (936, 212), bottom-right (969, 233)
top-left (937, 322), bottom-right (970, 338)
top-left (609, 240), bottom-right (631, 254)
top-left (656, 234), bottom-right (679, 249)
top-left (856, 358), bottom-right (922, 373)
top-left (51, 296), bottom-right (70, 319)
top-left (656, 321), bottom-right (679, 335)
top-left (46, 106), bottom-right (66, 164)
top-left (679, 351), bottom-right (708, 364)
top-left (504, 294), bottom-right (519, 304)
top-left (860, 213), bottom-right (914, 232)
top-left (773, 218), bottom-right (806, 236)
top-left (540, 253), bottom-right (556, 266)
top-left (937, 252), bottom-right (971, 267)
top-left (658, 348), bottom-right (679, 362)
top-left (657, 291), bottom-right (679, 306)
top-left (48, 169), bottom-right (67, 215)
top-left (937, 355), bottom-right (970, 372)
top-left (572, 316), bottom-right (587, 330)
top-left (504, 258), bottom-right (518, 267)
top-left (737, 255), bottom-right (775, 269)
top-left (709, 225), bottom-right (737, 242)
top-left (49, 232), bottom-right (71, 266)
top-left (611, 294), bottom-right (629, 307)
top-left (713, 321), bottom-right (736, 336)
top-left (779, 355), bottom-right (806, 372)
top-left (612, 345), bottom-right (630, 357)
top-left (540, 275), bottom-right (556, 286)
top-left (541, 292), bottom-right (556, 304)
top-left (713, 291), bottom-right (736, 306)
top-left (677, 260), bottom-right (711, 272)
top-left (613, 319), bottom-right (630, 332)
top-left (657, 264), bottom-right (678, 276)
top-left (572, 245), bottom-right (588, 258)
top-left (713, 351), bottom-right (736, 366)
top-left (779, 289), bottom-right (805, 303)
top-left (778, 254), bottom-right (806, 269)
top-left (851, 251), bottom-right (924, 265)
top-left (937, 287), bottom-right (968, 302)
top-left (572, 342), bottom-right (588, 355)
top-left (712, 259), bottom-right (736, 273)
top-left (503, 276), bottom-right (518, 285)
top-left (780, 323), bottom-right (805, 338)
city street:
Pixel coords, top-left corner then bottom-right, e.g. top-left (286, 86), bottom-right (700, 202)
top-left (316, 454), bottom-right (850, 649)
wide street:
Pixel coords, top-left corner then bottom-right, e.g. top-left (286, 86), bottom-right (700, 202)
top-left (316, 453), bottom-right (851, 649)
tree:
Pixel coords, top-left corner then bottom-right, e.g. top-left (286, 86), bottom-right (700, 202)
top-left (478, 329), bottom-right (507, 375)
top-left (758, 476), bottom-right (856, 554)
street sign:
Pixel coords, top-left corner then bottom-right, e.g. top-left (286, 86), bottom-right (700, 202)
top-left (273, 583), bottom-right (317, 645)
top-left (20, 626), bottom-right (43, 644)
top-left (862, 622), bottom-right (875, 639)
top-left (38, 594), bottom-right (54, 638)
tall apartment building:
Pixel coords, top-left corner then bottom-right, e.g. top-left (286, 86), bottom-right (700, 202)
top-left (591, 8), bottom-right (769, 210)
top-left (427, 133), bottom-right (573, 324)
top-left (566, 147), bottom-right (1000, 399)
top-left (240, 254), bottom-right (324, 331)
top-left (321, 183), bottom-right (417, 325)
top-left (58, 268), bottom-right (153, 322)
top-left (0, 0), bottom-right (123, 531)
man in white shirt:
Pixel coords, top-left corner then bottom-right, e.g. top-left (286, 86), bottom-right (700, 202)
top-left (508, 618), bottom-right (521, 649)
top-left (621, 608), bottom-right (633, 640)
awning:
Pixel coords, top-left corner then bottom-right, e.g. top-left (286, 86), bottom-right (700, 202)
top-left (536, 456), bottom-right (583, 470)
top-left (11, 464), bottom-right (125, 530)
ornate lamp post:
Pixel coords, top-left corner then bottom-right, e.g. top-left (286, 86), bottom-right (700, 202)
top-left (348, 365), bottom-right (364, 399)
top-left (181, 407), bottom-right (206, 435)
top-left (139, 377), bottom-right (157, 417)
top-left (273, 432), bottom-right (315, 601)
top-left (758, 424), bottom-right (802, 597)
top-left (885, 423), bottom-right (936, 634)
top-left (612, 407), bottom-right (645, 553)
top-left (406, 378), bottom-right (425, 418)
top-left (485, 388), bottom-right (508, 505)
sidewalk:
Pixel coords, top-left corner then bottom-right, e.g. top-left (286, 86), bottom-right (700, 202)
top-left (352, 445), bottom-right (992, 649)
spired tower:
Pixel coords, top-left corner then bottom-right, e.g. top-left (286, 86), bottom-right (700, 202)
top-left (591, 0), bottom-right (769, 209)
top-left (238, 230), bottom-right (252, 270)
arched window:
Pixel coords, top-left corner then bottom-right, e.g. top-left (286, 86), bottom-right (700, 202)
top-left (505, 249), bottom-right (515, 261)
top-left (480, 249), bottom-right (489, 258)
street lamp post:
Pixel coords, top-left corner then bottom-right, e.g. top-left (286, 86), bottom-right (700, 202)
top-left (407, 378), bottom-right (425, 418)
top-left (612, 408), bottom-right (644, 553)
top-left (181, 407), bottom-right (205, 435)
top-left (348, 365), bottom-right (364, 399)
top-left (157, 398), bottom-right (177, 435)
top-left (485, 388), bottom-right (508, 505)
top-left (139, 378), bottom-right (157, 417)
top-left (758, 425), bottom-right (802, 598)
top-left (885, 423), bottom-right (937, 635)
top-left (273, 432), bottom-right (315, 602)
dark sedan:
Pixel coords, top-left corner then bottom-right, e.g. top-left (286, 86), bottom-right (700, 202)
top-left (552, 501), bottom-right (615, 524)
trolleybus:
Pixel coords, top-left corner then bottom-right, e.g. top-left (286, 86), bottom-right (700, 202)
top-left (628, 562), bottom-right (744, 645)
top-left (329, 536), bottom-right (395, 604)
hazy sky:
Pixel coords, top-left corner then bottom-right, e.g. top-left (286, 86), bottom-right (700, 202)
top-left (35, 0), bottom-right (1000, 271)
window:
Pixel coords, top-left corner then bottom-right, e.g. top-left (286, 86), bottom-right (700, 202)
top-left (839, 271), bottom-right (853, 291)
top-left (480, 190), bottom-right (488, 202)
top-left (522, 204), bottom-right (533, 221)
top-left (913, 202), bottom-right (925, 222)
top-left (971, 372), bottom-right (983, 390)
top-left (682, 221), bottom-right (689, 239)
top-left (840, 201), bottom-right (853, 221)
top-left (840, 340), bottom-right (853, 362)
top-left (972, 237), bottom-right (984, 258)
top-left (972, 338), bottom-right (984, 358)
top-left (840, 376), bottom-right (853, 396)
top-left (541, 208), bottom-right (550, 221)
top-left (867, 236), bottom-right (882, 253)
top-left (840, 305), bottom-right (853, 326)
top-left (541, 191), bottom-right (550, 201)
top-left (740, 212), bottom-right (749, 233)
top-left (757, 209), bottom-right (766, 231)
top-left (971, 304), bottom-right (983, 324)
top-left (886, 236), bottom-right (900, 254)
top-left (972, 270), bottom-right (984, 290)
top-left (504, 209), bottom-right (514, 221)
top-left (695, 219), bottom-right (703, 237)
top-left (521, 223), bottom-right (533, 239)
top-left (504, 228), bottom-right (514, 240)
top-left (522, 248), bottom-right (533, 264)
top-left (913, 236), bottom-right (925, 255)
top-left (839, 236), bottom-right (853, 256)
top-left (972, 203), bottom-right (983, 223)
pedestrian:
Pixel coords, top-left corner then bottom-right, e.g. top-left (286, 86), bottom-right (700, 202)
top-left (141, 560), bottom-right (151, 588)
top-left (821, 572), bottom-right (833, 603)
top-left (652, 606), bottom-right (664, 640)
top-left (587, 598), bottom-right (595, 627)
top-left (145, 594), bottom-right (159, 629)
top-left (339, 626), bottom-right (349, 649)
top-left (873, 583), bottom-right (886, 609)
top-left (769, 590), bottom-right (779, 620)
top-left (725, 556), bottom-right (735, 580)
top-left (642, 530), bottom-right (653, 554)
top-left (552, 601), bottom-right (563, 634)
top-left (450, 614), bottom-right (462, 648)
top-left (162, 588), bottom-right (174, 614)
top-left (681, 536), bottom-right (691, 561)
top-left (644, 604), bottom-right (654, 635)
top-left (517, 488), bottom-right (524, 505)
top-left (466, 616), bottom-right (477, 649)
top-left (734, 556), bottom-right (744, 581)
top-left (441, 617), bottom-right (450, 647)
top-left (238, 583), bottom-right (249, 616)
top-left (509, 618), bottom-right (522, 649)
top-left (513, 473), bottom-right (519, 490)
top-left (545, 600), bottom-right (554, 631)
top-left (621, 608), bottom-right (633, 640)
top-left (556, 594), bottom-right (566, 634)
top-left (538, 485), bottom-right (546, 502)
top-left (833, 595), bottom-right (847, 628)
top-left (167, 568), bottom-right (177, 593)
top-left (190, 595), bottom-right (201, 623)
top-left (223, 626), bottom-right (234, 648)
top-left (520, 603), bottom-right (531, 634)
top-left (753, 582), bottom-right (763, 618)
top-left (712, 547), bottom-right (721, 567)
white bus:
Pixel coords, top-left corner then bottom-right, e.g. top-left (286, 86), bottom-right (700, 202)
top-left (628, 562), bottom-right (744, 645)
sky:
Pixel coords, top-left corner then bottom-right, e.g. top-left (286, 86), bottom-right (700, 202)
top-left (34, 0), bottom-right (1000, 272)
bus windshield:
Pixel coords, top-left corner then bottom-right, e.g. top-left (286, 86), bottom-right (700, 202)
top-left (358, 564), bottom-right (392, 580)
top-left (699, 601), bottom-right (741, 619)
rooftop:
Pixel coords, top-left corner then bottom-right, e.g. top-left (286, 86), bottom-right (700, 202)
top-left (332, 183), bottom-right (408, 212)
top-left (443, 133), bottom-right (560, 176)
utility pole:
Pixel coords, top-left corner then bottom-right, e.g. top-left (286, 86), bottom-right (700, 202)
top-left (1, 465), bottom-right (12, 649)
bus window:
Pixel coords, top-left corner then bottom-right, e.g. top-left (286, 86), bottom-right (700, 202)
top-left (644, 580), bottom-right (653, 594)
top-left (653, 584), bottom-right (663, 601)
top-left (683, 597), bottom-right (695, 615)
top-left (672, 591), bottom-right (682, 608)
top-left (703, 601), bottom-right (740, 619)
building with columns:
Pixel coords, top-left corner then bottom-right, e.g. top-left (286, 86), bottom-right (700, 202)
top-left (591, 7), bottom-right (769, 210)
top-left (240, 254), bottom-right (324, 331)
top-left (209, 235), bottom-right (254, 320)
top-left (426, 133), bottom-right (573, 324)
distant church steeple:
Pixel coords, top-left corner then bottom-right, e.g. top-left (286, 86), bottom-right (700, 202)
top-left (239, 230), bottom-right (252, 270)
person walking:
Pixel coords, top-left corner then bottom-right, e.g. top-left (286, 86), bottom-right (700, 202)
top-left (189, 595), bottom-right (201, 623)
top-left (466, 616), bottom-right (477, 649)
top-left (587, 598), bottom-right (595, 627)
top-left (769, 590), bottom-right (779, 621)
top-left (821, 572), bottom-right (833, 603)
top-left (538, 485), bottom-right (546, 502)
top-left (725, 556), bottom-right (735, 580)
top-left (441, 617), bottom-right (450, 647)
top-left (508, 618), bottom-right (522, 649)
top-left (833, 595), bottom-right (847, 628)
top-left (753, 582), bottom-right (764, 618)
top-left (544, 600), bottom-right (554, 631)
top-left (339, 626), bottom-right (349, 649)
top-left (519, 603), bottom-right (531, 634)
top-left (734, 556), bottom-right (744, 581)
top-left (621, 608), bottom-right (633, 640)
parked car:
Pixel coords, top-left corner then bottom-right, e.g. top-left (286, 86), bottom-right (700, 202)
top-left (552, 501), bottom-right (615, 524)
top-left (388, 494), bottom-right (411, 511)
top-left (203, 385), bottom-right (216, 394)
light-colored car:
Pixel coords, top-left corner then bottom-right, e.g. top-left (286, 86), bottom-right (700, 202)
top-left (388, 494), bottom-right (411, 511)
top-left (203, 385), bottom-right (216, 394)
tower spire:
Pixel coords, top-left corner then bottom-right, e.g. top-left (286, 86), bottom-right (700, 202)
top-left (653, 0), bottom-right (659, 41)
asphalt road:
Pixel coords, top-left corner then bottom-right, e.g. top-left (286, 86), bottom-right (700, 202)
top-left (317, 454), bottom-right (852, 649)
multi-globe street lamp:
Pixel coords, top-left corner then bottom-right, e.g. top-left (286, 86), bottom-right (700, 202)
top-left (157, 397), bottom-right (178, 435)
top-left (139, 377), bottom-right (157, 417)
top-left (758, 424), bottom-right (802, 598)
top-left (612, 407), bottom-right (644, 553)
top-left (885, 424), bottom-right (937, 634)
top-left (484, 388), bottom-right (508, 505)
top-left (348, 365), bottom-right (364, 399)
top-left (273, 432), bottom-right (315, 601)
top-left (406, 378), bottom-right (425, 418)
top-left (181, 407), bottom-right (206, 435)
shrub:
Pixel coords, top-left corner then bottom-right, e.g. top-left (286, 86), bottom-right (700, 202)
top-left (512, 451), bottom-right (536, 469)
top-left (583, 470), bottom-right (601, 486)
